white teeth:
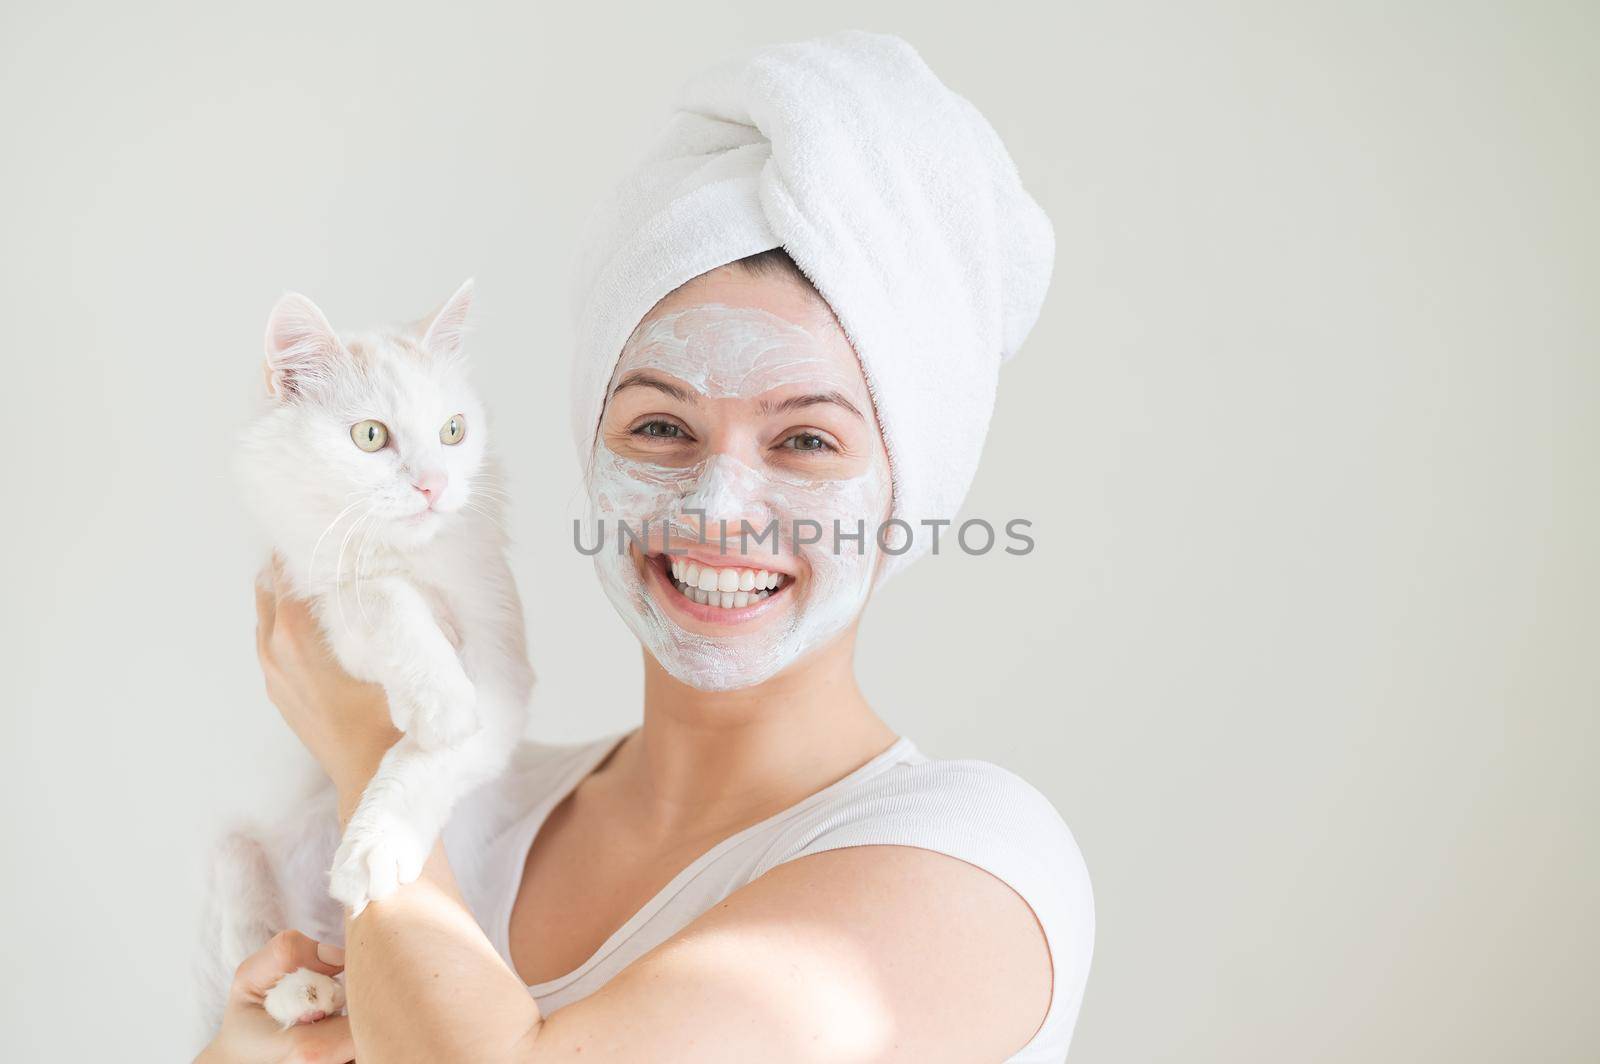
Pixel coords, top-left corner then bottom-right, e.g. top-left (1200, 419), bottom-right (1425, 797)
top-left (661, 556), bottom-right (793, 596)
top-left (667, 563), bottom-right (785, 610)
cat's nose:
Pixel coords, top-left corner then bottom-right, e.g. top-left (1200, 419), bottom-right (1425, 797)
top-left (413, 469), bottom-right (448, 506)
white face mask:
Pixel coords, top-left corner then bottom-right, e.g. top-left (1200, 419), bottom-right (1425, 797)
top-left (585, 303), bottom-right (891, 691)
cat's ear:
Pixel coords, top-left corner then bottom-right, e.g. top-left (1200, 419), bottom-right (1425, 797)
top-left (264, 293), bottom-right (341, 400)
top-left (418, 278), bottom-right (475, 361)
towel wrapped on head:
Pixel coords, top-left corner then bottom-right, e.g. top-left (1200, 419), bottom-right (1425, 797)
top-left (570, 30), bottom-right (1054, 574)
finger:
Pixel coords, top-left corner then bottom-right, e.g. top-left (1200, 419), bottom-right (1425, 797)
top-left (272, 592), bottom-right (321, 663)
top-left (235, 931), bottom-right (344, 996)
top-left (255, 566), bottom-right (278, 654)
top-left (281, 1013), bottom-right (356, 1064)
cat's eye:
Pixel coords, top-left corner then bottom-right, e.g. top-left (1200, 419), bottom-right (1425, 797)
top-left (440, 414), bottom-right (467, 445)
top-left (351, 419), bottom-right (389, 452)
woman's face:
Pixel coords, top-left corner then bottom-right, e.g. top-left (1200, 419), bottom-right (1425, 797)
top-left (586, 265), bottom-right (892, 691)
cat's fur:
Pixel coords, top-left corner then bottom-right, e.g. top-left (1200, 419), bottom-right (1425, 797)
top-left (197, 281), bottom-right (533, 1025)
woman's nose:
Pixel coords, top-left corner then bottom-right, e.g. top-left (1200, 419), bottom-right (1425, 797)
top-left (680, 455), bottom-right (768, 532)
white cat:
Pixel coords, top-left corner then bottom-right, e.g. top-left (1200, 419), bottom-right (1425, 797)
top-left (198, 281), bottom-right (533, 1027)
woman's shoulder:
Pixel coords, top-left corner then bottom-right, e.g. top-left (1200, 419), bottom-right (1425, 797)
top-left (757, 739), bottom-right (1095, 1055)
top-left (770, 742), bottom-right (1090, 884)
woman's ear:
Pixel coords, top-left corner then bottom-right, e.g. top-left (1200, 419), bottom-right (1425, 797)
top-left (264, 293), bottom-right (341, 400)
top-left (419, 278), bottom-right (475, 361)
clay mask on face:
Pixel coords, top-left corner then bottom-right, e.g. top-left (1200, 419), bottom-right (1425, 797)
top-left (586, 304), bottom-right (891, 691)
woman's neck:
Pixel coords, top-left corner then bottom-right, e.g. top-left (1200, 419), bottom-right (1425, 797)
top-left (607, 630), bottom-right (898, 839)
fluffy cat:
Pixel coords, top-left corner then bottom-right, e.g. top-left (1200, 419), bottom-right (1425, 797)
top-left (198, 280), bottom-right (533, 1026)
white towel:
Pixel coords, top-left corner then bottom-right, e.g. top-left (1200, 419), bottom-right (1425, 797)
top-left (570, 30), bottom-right (1054, 573)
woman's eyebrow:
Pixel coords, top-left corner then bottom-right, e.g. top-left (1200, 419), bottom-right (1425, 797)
top-left (611, 370), bottom-right (696, 403)
top-left (758, 390), bottom-right (865, 420)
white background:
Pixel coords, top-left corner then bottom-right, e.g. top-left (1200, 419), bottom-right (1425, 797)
top-left (3, 2), bottom-right (1595, 1060)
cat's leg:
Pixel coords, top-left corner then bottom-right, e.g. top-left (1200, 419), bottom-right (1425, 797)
top-left (197, 786), bottom-right (348, 1037)
top-left (276, 782), bottom-right (347, 947)
top-left (321, 576), bottom-right (479, 751)
top-left (198, 830), bottom-right (286, 1030)
top-left (327, 719), bottom-right (513, 914)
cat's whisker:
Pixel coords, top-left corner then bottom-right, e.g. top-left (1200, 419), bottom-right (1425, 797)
top-left (343, 509), bottom-right (378, 632)
top-left (354, 509), bottom-right (385, 627)
top-left (466, 485), bottom-right (514, 506)
top-left (331, 518), bottom-right (356, 634)
top-left (463, 502), bottom-right (511, 537)
top-left (307, 497), bottom-right (369, 579)
top-left (332, 505), bottom-right (374, 637)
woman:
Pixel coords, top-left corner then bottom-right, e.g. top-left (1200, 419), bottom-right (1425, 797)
top-left (200, 31), bottom-right (1092, 1063)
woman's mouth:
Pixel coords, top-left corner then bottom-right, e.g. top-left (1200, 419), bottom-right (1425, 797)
top-left (642, 550), bottom-right (794, 623)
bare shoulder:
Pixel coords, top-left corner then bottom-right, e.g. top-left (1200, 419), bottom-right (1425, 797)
top-left (548, 843), bottom-right (1051, 1063)
top-left (545, 755), bottom-right (1092, 1063)
top-left (747, 753), bottom-right (1095, 1057)
top-left (748, 843), bottom-right (1054, 1058)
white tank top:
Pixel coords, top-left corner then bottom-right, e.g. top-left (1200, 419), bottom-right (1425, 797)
top-left (445, 731), bottom-right (1094, 1062)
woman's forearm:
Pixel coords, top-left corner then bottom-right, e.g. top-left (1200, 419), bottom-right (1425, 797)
top-left (332, 733), bottom-right (402, 818)
top-left (343, 842), bottom-right (545, 1063)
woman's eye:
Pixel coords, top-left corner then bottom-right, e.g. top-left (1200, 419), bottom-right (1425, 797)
top-left (440, 414), bottom-right (467, 445)
top-left (633, 420), bottom-right (686, 439)
top-left (783, 432), bottom-right (833, 453)
top-left (351, 419), bottom-right (389, 452)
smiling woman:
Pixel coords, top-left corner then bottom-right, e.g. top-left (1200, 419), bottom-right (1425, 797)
top-left (587, 261), bottom-right (894, 691)
top-left (198, 29), bottom-right (1091, 1064)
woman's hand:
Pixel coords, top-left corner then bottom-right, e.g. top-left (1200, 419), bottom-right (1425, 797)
top-left (254, 557), bottom-right (399, 808)
top-left (196, 931), bottom-right (355, 1064)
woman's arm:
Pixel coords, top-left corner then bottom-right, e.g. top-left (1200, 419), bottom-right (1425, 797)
top-left (342, 832), bottom-right (1050, 1064)
top-left (341, 841), bottom-right (539, 1059)
top-left (257, 569), bottom-right (1053, 1062)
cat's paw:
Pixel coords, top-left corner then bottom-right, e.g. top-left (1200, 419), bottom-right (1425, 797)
top-left (389, 671), bottom-right (480, 751)
top-left (262, 967), bottom-right (346, 1028)
top-left (328, 818), bottom-right (430, 915)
